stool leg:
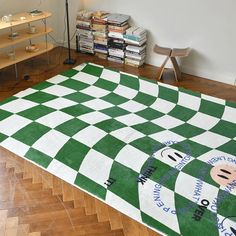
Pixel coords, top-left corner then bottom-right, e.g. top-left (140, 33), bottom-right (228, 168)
top-left (157, 56), bottom-right (169, 81)
top-left (170, 57), bottom-right (182, 81)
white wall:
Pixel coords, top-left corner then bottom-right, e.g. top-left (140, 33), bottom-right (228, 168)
top-left (82, 0), bottom-right (236, 85)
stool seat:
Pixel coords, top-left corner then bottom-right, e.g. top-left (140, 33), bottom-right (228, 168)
top-left (154, 44), bottom-right (191, 81)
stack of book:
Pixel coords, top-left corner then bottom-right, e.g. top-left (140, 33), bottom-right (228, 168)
top-left (76, 10), bottom-right (94, 54)
top-left (107, 14), bottom-right (130, 64)
top-left (124, 26), bottom-right (147, 67)
top-left (92, 11), bottom-right (109, 59)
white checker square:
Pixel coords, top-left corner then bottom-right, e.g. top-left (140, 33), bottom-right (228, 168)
top-left (110, 127), bottom-right (145, 143)
top-left (106, 191), bottom-right (142, 222)
top-left (32, 129), bottom-right (70, 157)
top-left (190, 131), bottom-right (230, 149)
top-left (36, 111), bottom-right (73, 128)
top-left (118, 100), bottom-right (147, 113)
top-left (47, 159), bottom-right (77, 184)
top-left (14, 88), bottom-right (37, 98)
top-left (197, 149), bottom-right (236, 165)
top-left (149, 130), bottom-right (185, 143)
top-left (139, 179), bottom-right (180, 234)
top-left (82, 99), bottom-right (113, 110)
top-left (0, 98), bottom-right (37, 113)
top-left (152, 115), bottom-right (184, 129)
top-left (116, 114), bottom-right (147, 126)
top-left (72, 71), bottom-right (99, 85)
top-left (113, 85), bottom-right (138, 100)
top-left (1, 137), bottom-right (30, 156)
top-left (100, 68), bottom-right (120, 84)
top-left (187, 112), bottom-right (220, 130)
top-left (201, 94), bottom-right (226, 105)
top-left (115, 145), bottom-right (149, 173)
top-left (150, 98), bottom-right (175, 114)
top-left (178, 92), bottom-right (201, 111)
top-left (139, 79), bottom-right (158, 96)
top-left (78, 111), bottom-right (110, 125)
top-left (80, 86), bottom-right (110, 98)
top-left (175, 172), bottom-right (219, 208)
top-left (47, 75), bottom-right (68, 84)
top-left (43, 98), bottom-right (77, 110)
top-left (222, 106), bottom-right (236, 124)
top-left (0, 114), bottom-right (31, 136)
top-left (74, 63), bottom-right (87, 71)
top-left (158, 82), bottom-right (178, 91)
top-left (73, 125), bottom-right (107, 147)
top-left (79, 149), bottom-right (113, 186)
top-left (42, 85), bottom-right (76, 97)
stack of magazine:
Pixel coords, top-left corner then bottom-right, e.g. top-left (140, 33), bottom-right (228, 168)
top-left (124, 27), bottom-right (147, 67)
top-left (92, 11), bottom-right (109, 59)
top-left (76, 10), bottom-right (94, 54)
top-left (107, 14), bottom-right (130, 64)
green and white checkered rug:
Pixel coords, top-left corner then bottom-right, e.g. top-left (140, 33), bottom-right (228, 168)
top-left (0, 62), bottom-right (235, 236)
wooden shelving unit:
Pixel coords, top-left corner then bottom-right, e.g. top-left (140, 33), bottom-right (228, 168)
top-left (0, 11), bottom-right (53, 77)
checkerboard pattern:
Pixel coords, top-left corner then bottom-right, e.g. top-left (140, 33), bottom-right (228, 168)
top-left (0, 62), bottom-right (235, 236)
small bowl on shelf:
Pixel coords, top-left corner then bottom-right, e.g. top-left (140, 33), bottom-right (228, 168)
top-left (25, 44), bottom-right (39, 52)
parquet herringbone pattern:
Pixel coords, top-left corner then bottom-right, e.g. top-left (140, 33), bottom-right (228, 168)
top-left (0, 147), bottom-right (160, 236)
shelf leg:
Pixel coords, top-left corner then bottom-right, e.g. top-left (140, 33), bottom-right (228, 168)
top-left (14, 64), bottom-right (18, 79)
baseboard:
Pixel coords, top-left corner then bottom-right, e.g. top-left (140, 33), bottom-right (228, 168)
top-left (181, 65), bottom-right (235, 86)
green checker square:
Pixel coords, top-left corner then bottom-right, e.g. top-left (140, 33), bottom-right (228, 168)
top-left (171, 123), bottom-right (205, 138)
top-left (74, 173), bottom-right (106, 200)
top-left (182, 159), bottom-right (219, 188)
top-left (119, 73), bottom-right (139, 90)
top-left (93, 134), bottom-right (126, 159)
top-left (64, 92), bottom-right (94, 104)
top-left (133, 92), bottom-right (157, 106)
top-left (18, 105), bottom-right (55, 121)
top-left (210, 120), bottom-right (236, 139)
top-left (179, 87), bottom-right (201, 98)
top-left (61, 104), bottom-right (94, 117)
top-left (12, 122), bottom-right (50, 146)
top-left (175, 193), bottom-right (218, 236)
top-left (101, 106), bottom-right (129, 118)
top-left (141, 212), bottom-right (179, 236)
top-left (102, 93), bottom-right (129, 105)
top-left (25, 148), bottom-right (53, 168)
top-left (95, 119), bottom-right (126, 133)
top-left (94, 78), bottom-right (118, 91)
top-left (0, 132), bottom-right (8, 142)
top-left (56, 118), bottom-right (89, 136)
top-left (0, 96), bottom-right (17, 106)
top-left (55, 139), bottom-right (90, 171)
top-left (81, 64), bottom-right (103, 77)
top-left (0, 109), bottom-right (12, 121)
top-left (158, 85), bottom-right (179, 103)
top-left (32, 81), bottom-right (54, 91)
top-left (130, 136), bottom-right (163, 155)
top-left (217, 189), bottom-right (236, 218)
top-left (131, 122), bottom-right (165, 135)
top-left (24, 91), bottom-right (57, 104)
top-left (139, 76), bottom-right (156, 84)
top-left (108, 161), bottom-right (139, 208)
top-left (136, 108), bottom-right (164, 120)
top-left (168, 105), bottom-right (197, 122)
top-left (199, 99), bottom-right (225, 118)
top-left (217, 140), bottom-right (236, 156)
top-left (171, 140), bottom-right (211, 158)
top-left (149, 158), bottom-right (179, 191)
top-left (59, 79), bottom-right (90, 91)
top-left (226, 100), bottom-right (236, 108)
top-left (61, 69), bottom-right (78, 77)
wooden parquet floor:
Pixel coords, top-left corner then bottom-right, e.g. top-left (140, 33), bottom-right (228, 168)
top-left (0, 47), bottom-right (235, 236)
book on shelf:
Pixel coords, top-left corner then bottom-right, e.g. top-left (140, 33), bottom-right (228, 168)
top-left (108, 55), bottom-right (124, 64)
top-left (126, 44), bottom-right (146, 53)
top-left (107, 13), bottom-right (130, 25)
